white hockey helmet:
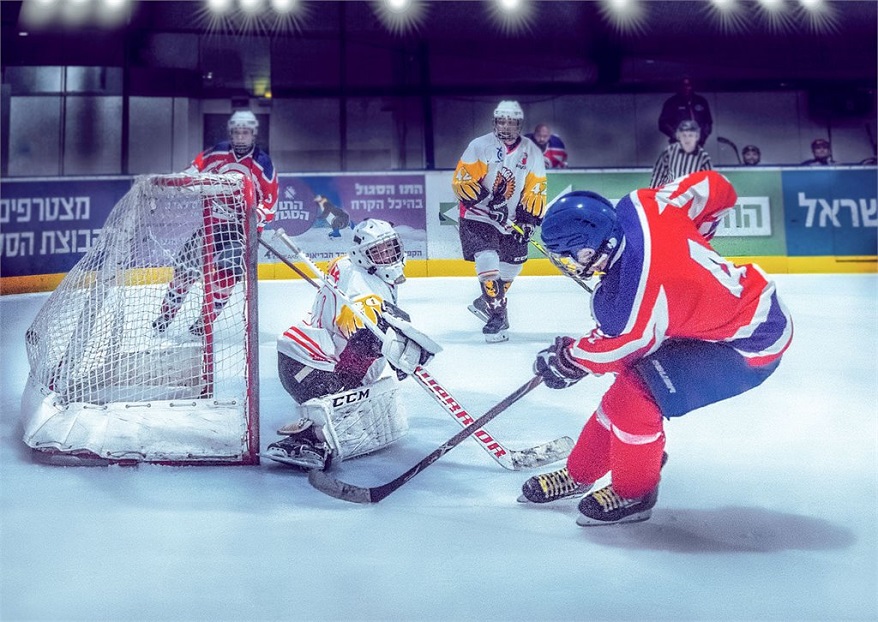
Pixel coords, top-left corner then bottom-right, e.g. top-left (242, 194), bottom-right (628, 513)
top-left (493, 100), bottom-right (524, 143)
top-left (349, 219), bottom-right (407, 285)
top-left (228, 110), bottom-right (258, 155)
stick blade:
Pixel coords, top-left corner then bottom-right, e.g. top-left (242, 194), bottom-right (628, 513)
top-left (308, 469), bottom-right (374, 504)
top-left (511, 436), bottom-right (575, 470)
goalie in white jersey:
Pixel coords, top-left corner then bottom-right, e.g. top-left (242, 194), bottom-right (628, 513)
top-left (265, 219), bottom-right (439, 471)
top-left (452, 100), bottom-right (548, 343)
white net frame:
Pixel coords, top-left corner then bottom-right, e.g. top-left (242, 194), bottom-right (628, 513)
top-left (20, 173), bottom-right (260, 465)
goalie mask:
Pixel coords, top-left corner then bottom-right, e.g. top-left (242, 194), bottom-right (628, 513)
top-left (349, 219), bottom-right (407, 285)
top-left (541, 191), bottom-right (623, 278)
top-left (228, 110), bottom-right (258, 156)
top-left (493, 100), bottom-right (524, 143)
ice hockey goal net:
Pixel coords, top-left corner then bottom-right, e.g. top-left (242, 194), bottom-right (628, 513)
top-left (20, 173), bottom-right (260, 465)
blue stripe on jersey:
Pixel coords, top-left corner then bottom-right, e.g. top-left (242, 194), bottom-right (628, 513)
top-left (592, 195), bottom-right (645, 337)
top-left (726, 292), bottom-right (788, 357)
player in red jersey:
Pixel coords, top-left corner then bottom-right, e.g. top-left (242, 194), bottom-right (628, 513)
top-left (519, 171), bottom-right (793, 526)
top-left (153, 110), bottom-right (278, 336)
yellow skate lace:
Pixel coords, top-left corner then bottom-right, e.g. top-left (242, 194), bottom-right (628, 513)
top-left (537, 468), bottom-right (585, 500)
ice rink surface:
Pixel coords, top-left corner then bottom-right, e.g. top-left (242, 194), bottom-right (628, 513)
top-left (1, 273), bottom-right (876, 621)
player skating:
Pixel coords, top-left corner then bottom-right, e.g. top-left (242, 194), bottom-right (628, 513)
top-left (451, 100), bottom-right (547, 343)
top-left (265, 219), bottom-right (438, 470)
top-left (153, 110), bottom-right (278, 336)
top-left (520, 171), bottom-right (793, 525)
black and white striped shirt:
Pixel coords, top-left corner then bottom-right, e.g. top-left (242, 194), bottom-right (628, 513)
top-left (649, 143), bottom-right (712, 188)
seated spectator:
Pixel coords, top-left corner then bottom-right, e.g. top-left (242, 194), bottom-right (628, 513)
top-left (742, 145), bottom-right (761, 166)
top-left (658, 77), bottom-right (713, 147)
top-left (649, 120), bottom-right (712, 188)
top-left (525, 123), bottom-right (568, 169)
top-left (802, 138), bottom-right (836, 166)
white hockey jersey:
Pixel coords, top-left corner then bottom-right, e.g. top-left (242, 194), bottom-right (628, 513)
top-left (277, 256), bottom-right (398, 384)
top-left (451, 133), bottom-right (548, 232)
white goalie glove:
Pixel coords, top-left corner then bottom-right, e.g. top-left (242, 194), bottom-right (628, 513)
top-left (380, 313), bottom-right (442, 376)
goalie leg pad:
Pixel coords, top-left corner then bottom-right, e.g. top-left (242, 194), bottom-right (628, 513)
top-left (301, 376), bottom-right (407, 462)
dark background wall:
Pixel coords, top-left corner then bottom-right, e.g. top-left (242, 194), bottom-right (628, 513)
top-left (2, 0), bottom-right (876, 176)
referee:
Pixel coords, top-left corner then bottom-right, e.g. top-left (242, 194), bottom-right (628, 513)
top-left (650, 120), bottom-right (713, 188)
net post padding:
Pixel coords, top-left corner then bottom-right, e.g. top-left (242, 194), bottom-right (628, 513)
top-left (20, 173), bottom-right (259, 465)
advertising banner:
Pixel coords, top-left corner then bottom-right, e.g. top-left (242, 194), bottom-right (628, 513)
top-left (782, 168), bottom-right (878, 256)
top-left (266, 173), bottom-right (427, 262)
top-left (0, 178), bottom-right (132, 278)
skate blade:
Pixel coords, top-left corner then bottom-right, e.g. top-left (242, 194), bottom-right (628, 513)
top-left (484, 331), bottom-right (508, 343)
top-left (575, 509), bottom-right (652, 527)
top-left (467, 304), bottom-right (489, 323)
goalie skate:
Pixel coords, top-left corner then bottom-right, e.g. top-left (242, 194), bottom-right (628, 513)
top-left (264, 431), bottom-right (332, 471)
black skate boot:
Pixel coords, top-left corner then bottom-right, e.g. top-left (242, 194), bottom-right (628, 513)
top-left (264, 418), bottom-right (333, 471)
top-left (576, 483), bottom-right (659, 526)
top-left (467, 296), bottom-right (490, 323)
top-left (518, 467), bottom-right (593, 504)
top-left (483, 305), bottom-right (509, 343)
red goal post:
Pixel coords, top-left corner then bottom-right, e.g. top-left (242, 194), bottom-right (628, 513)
top-left (20, 173), bottom-right (260, 466)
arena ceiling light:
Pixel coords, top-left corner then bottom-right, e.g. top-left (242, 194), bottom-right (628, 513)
top-left (796, 0), bottom-right (839, 33)
top-left (18, 0), bottom-right (133, 29)
top-left (704, 0), bottom-right (750, 33)
top-left (370, 0), bottom-right (429, 36)
top-left (486, 0), bottom-right (536, 35)
top-left (597, 0), bottom-right (648, 34)
top-left (754, 0), bottom-right (799, 33)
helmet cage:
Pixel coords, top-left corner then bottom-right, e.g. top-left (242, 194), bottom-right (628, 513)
top-left (349, 219), bottom-right (407, 285)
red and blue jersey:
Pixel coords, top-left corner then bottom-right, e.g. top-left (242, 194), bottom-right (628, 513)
top-left (569, 171), bottom-right (793, 375)
top-left (189, 141), bottom-right (278, 231)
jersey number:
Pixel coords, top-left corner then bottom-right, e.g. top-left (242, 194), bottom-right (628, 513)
top-left (688, 240), bottom-right (745, 297)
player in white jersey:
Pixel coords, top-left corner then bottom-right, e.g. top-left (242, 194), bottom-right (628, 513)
top-left (451, 100), bottom-right (548, 343)
top-left (265, 219), bottom-right (439, 470)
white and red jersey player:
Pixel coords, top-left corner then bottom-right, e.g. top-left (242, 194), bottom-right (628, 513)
top-left (185, 139), bottom-right (278, 232)
top-left (537, 170), bottom-right (793, 508)
top-left (277, 255), bottom-right (398, 388)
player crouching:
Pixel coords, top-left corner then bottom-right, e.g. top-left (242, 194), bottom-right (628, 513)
top-left (519, 173), bottom-right (792, 526)
top-left (265, 219), bottom-right (439, 470)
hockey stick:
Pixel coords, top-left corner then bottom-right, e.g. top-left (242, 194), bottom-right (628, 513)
top-left (717, 136), bottom-right (741, 165)
top-left (308, 375), bottom-right (544, 503)
top-left (439, 205), bottom-right (595, 294)
top-left (258, 236), bottom-right (320, 288)
top-left (264, 229), bottom-right (573, 470)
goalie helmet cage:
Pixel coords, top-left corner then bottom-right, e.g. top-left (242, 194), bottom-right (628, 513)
top-left (20, 173), bottom-right (260, 466)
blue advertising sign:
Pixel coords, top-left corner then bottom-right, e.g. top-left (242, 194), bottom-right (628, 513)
top-left (1, 178), bottom-right (134, 278)
top-left (782, 168), bottom-right (877, 256)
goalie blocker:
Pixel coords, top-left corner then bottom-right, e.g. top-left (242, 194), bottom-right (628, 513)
top-left (265, 377), bottom-right (407, 470)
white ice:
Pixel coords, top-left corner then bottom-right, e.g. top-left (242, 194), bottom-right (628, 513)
top-left (2, 274), bottom-right (876, 621)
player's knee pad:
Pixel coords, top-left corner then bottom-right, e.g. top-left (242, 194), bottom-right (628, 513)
top-left (600, 369), bottom-right (663, 438)
top-left (299, 376), bottom-right (407, 462)
top-left (474, 250), bottom-right (500, 282)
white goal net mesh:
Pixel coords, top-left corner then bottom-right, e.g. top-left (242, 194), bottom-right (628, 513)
top-left (20, 173), bottom-right (259, 465)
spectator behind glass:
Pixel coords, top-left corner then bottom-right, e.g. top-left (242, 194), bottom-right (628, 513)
top-left (802, 139), bottom-right (836, 165)
top-left (658, 77), bottom-right (713, 147)
top-left (525, 123), bottom-right (568, 169)
top-left (742, 145), bottom-right (761, 166)
top-left (649, 120), bottom-right (712, 188)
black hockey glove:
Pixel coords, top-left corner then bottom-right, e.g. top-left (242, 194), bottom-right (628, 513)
top-left (534, 336), bottom-right (589, 390)
top-left (511, 222), bottom-right (534, 244)
top-left (511, 206), bottom-right (540, 243)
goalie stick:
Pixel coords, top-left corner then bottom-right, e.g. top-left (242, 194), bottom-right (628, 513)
top-left (262, 229), bottom-right (574, 470)
top-left (308, 375), bottom-right (543, 503)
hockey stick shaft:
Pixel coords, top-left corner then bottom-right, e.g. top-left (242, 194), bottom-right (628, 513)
top-left (258, 236), bottom-right (320, 288)
top-left (308, 375), bottom-right (544, 503)
top-left (266, 229), bottom-right (547, 470)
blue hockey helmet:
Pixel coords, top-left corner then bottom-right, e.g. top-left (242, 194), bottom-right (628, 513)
top-left (541, 191), bottom-right (622, 277)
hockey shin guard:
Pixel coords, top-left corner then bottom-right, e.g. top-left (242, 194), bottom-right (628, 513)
top-left (567, 408), bottom-right (612, 485)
